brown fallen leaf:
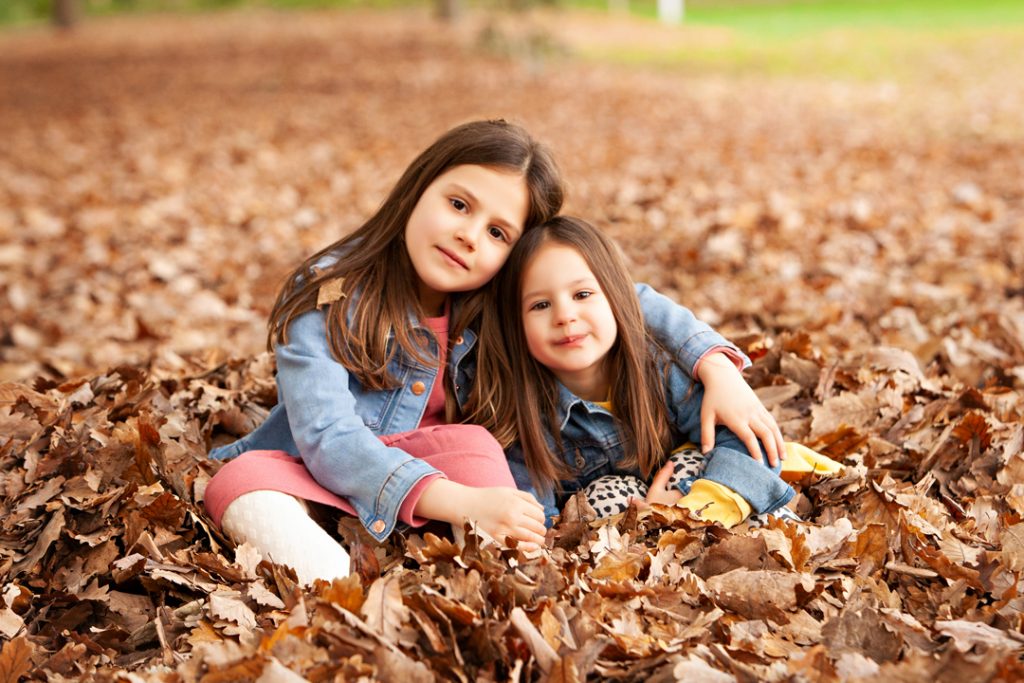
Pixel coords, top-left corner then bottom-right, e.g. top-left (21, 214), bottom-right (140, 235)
top-left (822, 605), bottom-right (903, 663)
top-left (0, 635), bottom-right (35, 683)
top-left (705, 569), bottom-right (817, 622)
top-left (360, 575), bottom-right (410, 645)
top-left (209, 588), bottom-right (257, 632)
top-left (935, 619), bottom-right (1023, 653)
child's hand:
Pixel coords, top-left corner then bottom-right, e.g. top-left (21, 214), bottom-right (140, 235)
top-left (462, 487), bottom-right (548, 550)
top-left (644, 462), bottom-right (683, 506)
top-left (697, 352), bottom-right (785, 467)
top-left (415, 480), bottom-right (547, 549)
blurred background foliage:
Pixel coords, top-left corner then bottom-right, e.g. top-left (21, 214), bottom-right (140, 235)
top-left (3, 0), bottom-right (1023, 83)
top-left (6, 0), bottom-right (1024, 30)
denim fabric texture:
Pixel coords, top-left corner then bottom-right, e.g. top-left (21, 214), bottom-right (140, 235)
top-left (209, 281), bottom-right (736, 541)
top-left (208, 308), bottom-right (477, 541)
top-left (508, 348), bottom-right (795, 525)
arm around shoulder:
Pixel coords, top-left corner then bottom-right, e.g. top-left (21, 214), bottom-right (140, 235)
top-left (634, 283), bottom-right (750, 376)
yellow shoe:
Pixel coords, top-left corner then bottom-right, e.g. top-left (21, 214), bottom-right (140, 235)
top-left (676, 479), bottom-right (752, 529)
top-left (780, 443), bottom-right (843, 482)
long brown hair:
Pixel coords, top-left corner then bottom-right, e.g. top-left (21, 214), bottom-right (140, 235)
top-left (468, 216), bottom-right (673, 492)
top-left (268, 120), bottom-right (564, 397)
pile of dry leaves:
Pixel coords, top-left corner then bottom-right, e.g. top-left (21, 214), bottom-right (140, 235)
top-left (1, 9), bottom-right (1022, 681)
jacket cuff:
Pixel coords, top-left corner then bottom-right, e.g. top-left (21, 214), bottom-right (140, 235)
top-left (358, 459), bottom-right (442, 541)
top-left (678, 331), bottom-right (750, 376)
top-left (692, 345), bottom-right (749, 378)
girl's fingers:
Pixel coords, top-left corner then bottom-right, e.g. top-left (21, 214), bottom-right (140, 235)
top-left (772, 419), bottom-right (786, 462)
top-left (649, 463), bottom-right (672, 491)
top-left (755, 419), bottom-right (779, 467)
top-left (510, 491), bottom-right (546, 520)
top-left (759, 409), bottom-right (785, 465)
top-left (654, 490), bottom-right (682, 505)
top-left (700, 408), bottom-right (717, 454)
top-left (514, 527), bottom-right (547, 547)
top-left (520, 501), bottom-right (547, 526)
top-left (513, 489), bottom-right (545, 510)
top-left (738, 426), bottom-right (764, 465)
top-left (646, 464), bottom-right (674, 503)
top-left (520, 515), bottom-right (548, 537)
top-left (629, 496), bottom-right (651, 511)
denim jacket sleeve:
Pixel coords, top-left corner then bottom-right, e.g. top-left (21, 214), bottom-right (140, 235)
top-left (274, 309), bottom-right (441, 541)
top-left (635, 283), bottom-right (751, 375)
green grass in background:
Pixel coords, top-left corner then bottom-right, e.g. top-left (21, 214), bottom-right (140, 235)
top-left (7, 0), bottom-right (1024, 30)
top-left (596, 0), bottom-right (1024, 35)
top-left (563, 0), bottom-right (1024, 80)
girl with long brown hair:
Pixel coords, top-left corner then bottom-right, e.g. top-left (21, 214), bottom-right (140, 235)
top-left (203, 120), bottom-right (563, 582)
top-left (470, 216), bottom-right (812, 527)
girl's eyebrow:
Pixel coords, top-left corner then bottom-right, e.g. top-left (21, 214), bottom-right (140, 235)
top-left (522, 278), bottom-right (596, 301)
top-left (448, 183), bottom-right (521, 237)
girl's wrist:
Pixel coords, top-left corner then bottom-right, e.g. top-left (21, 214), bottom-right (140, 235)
top-left (414, 478), bottom-right (476, 525)
top-left (414, 478), bottom-right (464, 524)
top-left (696, 352), bottom-right (741, 383)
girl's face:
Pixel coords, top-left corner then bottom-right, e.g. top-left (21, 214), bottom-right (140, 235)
top-left (405, 164), bottom-right (529, 315)
top-left (520, 242), bottom-right (618, 401)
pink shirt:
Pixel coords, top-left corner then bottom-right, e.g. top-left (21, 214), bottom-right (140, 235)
top-left (396, 309), bottom-right (451, 522)
top-left (416, 312), bottom-right (450, 428)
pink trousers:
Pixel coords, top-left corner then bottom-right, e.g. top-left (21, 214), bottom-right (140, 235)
top-left (203, 424), bottom-right (515, 529)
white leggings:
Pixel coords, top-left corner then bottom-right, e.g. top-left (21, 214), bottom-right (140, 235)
top-left (220, 490), bottom-right (350, 585)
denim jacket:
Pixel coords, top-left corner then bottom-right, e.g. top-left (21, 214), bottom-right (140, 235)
top-left (507, 349), bottom-right (796, 524)
top-left (210, 281), bottom-right (737, 541)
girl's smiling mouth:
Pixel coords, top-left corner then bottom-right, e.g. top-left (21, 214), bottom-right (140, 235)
top-left (437, 246), bottom-right (468, 270)
top-left (556, 334), bottom-right (587, 346)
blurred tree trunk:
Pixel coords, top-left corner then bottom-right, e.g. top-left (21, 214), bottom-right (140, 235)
top-left (436, 0), bottom-right (462, 22)
top-left (53, 0), bottom-right (79, 28)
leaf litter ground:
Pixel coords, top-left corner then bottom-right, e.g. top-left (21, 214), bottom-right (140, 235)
top-left (0, 9), bottom-right (1022, 682)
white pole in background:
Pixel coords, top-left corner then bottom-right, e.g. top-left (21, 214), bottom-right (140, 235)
top-left (658, 0), bottom-right (684, 24)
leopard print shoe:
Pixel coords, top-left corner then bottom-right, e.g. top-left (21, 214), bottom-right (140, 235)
top-left (583, 475), bottom-right (648, 518)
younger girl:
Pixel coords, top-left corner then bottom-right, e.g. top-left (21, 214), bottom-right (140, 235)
top-left (204, 122), bottom-right (790, 584)
top-left (471, 216), bottom-right (805, 527)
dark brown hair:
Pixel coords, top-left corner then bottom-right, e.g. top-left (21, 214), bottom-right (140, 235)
top-left (468, 216), bottom-right (673, 492)
top-left (268, 120), bottom-right (564, 403)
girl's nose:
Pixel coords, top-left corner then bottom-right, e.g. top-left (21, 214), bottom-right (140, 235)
top-left (454, 223), bottom-right (478, 251)
top-left (554, 303), bottom-right (576, 325)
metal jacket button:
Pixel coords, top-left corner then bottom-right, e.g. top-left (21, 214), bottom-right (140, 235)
top-left (454, 335), bottom-right (464, 345)
top-left (371, 520), bottom-right (386, 534)
top-left (411, 381), bottom-right (426, 395)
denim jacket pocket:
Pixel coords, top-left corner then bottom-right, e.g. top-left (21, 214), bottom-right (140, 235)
top-left (350, 372), bottom-right (406, 431)
top-left (559, 439), bottom-right (612, 493)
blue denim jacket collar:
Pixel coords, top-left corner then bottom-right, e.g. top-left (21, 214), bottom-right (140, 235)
top-left (554, 382), bottom-right (614, 431)
top-left (337, 279), bottom-right (477, 374)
